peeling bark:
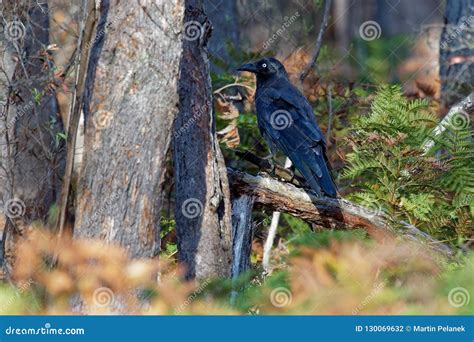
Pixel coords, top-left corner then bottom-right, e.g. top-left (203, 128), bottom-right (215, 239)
top-left (74, 0), bottom-right (185, 258)
top-left (173, 0), bottom-right (233, 279)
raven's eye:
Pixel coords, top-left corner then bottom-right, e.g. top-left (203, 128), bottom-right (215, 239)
top-left (262, 63), bottom-right (267, 68)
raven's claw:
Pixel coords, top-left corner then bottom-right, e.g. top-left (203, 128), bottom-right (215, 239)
top-left (257, 157), bottom-right (276, 177)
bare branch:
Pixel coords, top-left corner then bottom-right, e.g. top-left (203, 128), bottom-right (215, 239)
top-left (262, 157), bottom-right (292, 272)
top-left (55, 0), bottom-right (97, 236)
top-left (231, 194), bottom-right (255, 279)
top-left (422, 92), bottom-right (474, 153)
top-left (299, 0), bottom-right (332, 83)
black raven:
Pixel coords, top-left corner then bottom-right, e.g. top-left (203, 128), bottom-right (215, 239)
top-left (238, 57), bottom-right (338, 197)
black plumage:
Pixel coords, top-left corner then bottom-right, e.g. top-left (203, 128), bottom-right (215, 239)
top-left (238, 57), bottom-right (337, 197)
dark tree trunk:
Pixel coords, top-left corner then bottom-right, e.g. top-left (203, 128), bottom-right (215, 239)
top-left (173, 0), bottom-right (233, 279)
top-left (74, 0), bottom-right (185, 258)
top-left (0, 1), bottom-right (66, 272)
top-left (439, 0), bottom-right (474, 108)
top-left (7, 2), bottom-right (65, 224)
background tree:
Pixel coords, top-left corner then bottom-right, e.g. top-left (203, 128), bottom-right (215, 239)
top-left (204, 0), bottom-right (240, 73)
top-left (439, 0), bottom-right (473, 108)
top-left (0, 1), bottom-right (65, 270)
top-left (2, 2), bottom-right (65, 223)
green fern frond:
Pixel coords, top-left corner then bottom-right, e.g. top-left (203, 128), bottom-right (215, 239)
top-left (342, 85), bottom-right (473, 245)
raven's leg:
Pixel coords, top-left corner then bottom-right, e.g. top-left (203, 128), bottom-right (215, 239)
top-left (259, 152), bottom-right (276, 175)
top-left (288, 164), bottom-right (297, 182)
top-left (257, 158), bottom-right (275, 177)
top-left (261, 152), bottom-right (274, 160)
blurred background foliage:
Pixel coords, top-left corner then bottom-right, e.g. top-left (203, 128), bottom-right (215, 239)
top-left (1, 230), bottom-right (472, 315)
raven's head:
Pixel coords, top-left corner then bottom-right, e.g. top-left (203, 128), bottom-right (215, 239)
top-left (237, 58), bottom-right (288, 79)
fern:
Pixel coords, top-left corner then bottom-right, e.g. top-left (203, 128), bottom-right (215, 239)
top-left (343, 85), bottom-right (473, 245)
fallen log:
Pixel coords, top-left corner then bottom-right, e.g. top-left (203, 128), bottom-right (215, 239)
top-left (227, 168), bottom-right (454, 258)
top-left (422, 92), bottom-right (474, 152)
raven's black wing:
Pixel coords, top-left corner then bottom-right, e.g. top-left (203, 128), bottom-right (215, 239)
top-left (259, 84), bottom-right (337, 197)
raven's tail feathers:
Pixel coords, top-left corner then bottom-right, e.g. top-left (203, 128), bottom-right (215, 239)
top-left (289, 146), bottom-right (338, 198)
top-left (313, 147), bottom-right (338, 197)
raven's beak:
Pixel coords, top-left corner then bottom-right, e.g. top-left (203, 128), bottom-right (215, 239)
top-left (237, 62), bottom-right (258, 73)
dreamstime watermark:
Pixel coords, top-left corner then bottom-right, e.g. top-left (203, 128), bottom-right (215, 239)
top-left (84, 190), bottom-right (123, 227)
top-left (352, 279), bottom-right (387, 314)
top-left (2, 198), bottom-right (26, 219)
top-left (359, 21), bottom-right (382, 41)
top-left (270, 110), bottom-right (293, 130)
top-left (173, 101), bottom-right (211, 139)
top-left (440, 15), bottom-right (473, 50)
top-left (85, 14), bottom-right (124, 50)
top-left (262, 11), bottom-right (300, 50)
top-left (450, 110), bottom-right (470, 130)
top-left (92, 109), bottom-right (114, 130)
top-left (448, 287), bottom-right (470, 308)
top-left (454, 192), bottom-right (473, 208)
top-left (92, 287), bottom-right (116, 308)
top-left (3, 20), bottom-right (26, 41)
top-left (174, 279), bottom-right (210, 314)
top-left (183, 20), bottom-right (209, 42)
top-left (0, 279), bottom-right (34, 313)
top-left (359, 197), bottom-right (384, 217)
top-left (0, 100), bottom-right (6, 116)
top-left (270, 287), bottom-right (292, 308)
top-left (181, 198), bottom-right (203, 219)
top-left (5, 323), bottom-right (85, 336)
top-left (0, 100), bottom-right (35, 135)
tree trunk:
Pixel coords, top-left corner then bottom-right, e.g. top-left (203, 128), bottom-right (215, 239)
top-left (6, 2), bottom-right (66, 224)
top-left (0, 1), bottom-right (66, 272)
top-left (74, 0), bottom-right (185, 258)
top-left (439, 0), bottom-right (474, 108)
top-left (173, 0), bottom-right (233, 279)
top-left (0, 1), bottom-right (20, 269)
